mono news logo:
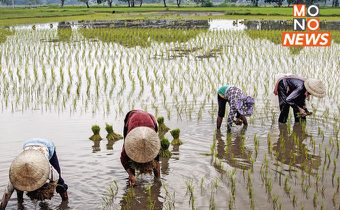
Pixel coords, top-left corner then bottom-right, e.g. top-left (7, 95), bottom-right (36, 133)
top-left (282, 4), bottom-right (331, 47)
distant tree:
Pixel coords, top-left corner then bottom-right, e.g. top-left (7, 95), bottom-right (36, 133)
top-left (1, 0), bottom-right (15, 7)
top-left (79, 0), bottom-right (90, 7)
top-left (107, 0), bottom-right (112, 7)
top-left (61, 0), bottom-right (65, 6)
top-left (119, 0), bottom-right (136, 7)
top-left (162, 0), bottom-right (166, 7)
top-left (333, 0), bottom-right (339, 7)
top-left (251, 0), bottom-right (258, 6)
top-left (192, 0), bottom-right (213, 6)
top-left (176, 0), bottom-right (181, 6)
top-left (264, 0), bottom-right (282, 6)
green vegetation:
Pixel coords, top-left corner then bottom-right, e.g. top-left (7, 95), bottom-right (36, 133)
top-left (0, 29), bottom-right (14, 43)
top-left (170, 128), bottom-right (182, 145)
top-left (160, 137), bottom-right (172, 158)
top-left (157, 116), bottom-right (170, 138)
top-left (0, 6), bottom-right (339, 26)
top-left (105, 123), bottom-right (123, 141)
top-left (79, 28), bottom-right (206, 47)
top-left (57, 28), bottom-right (73, 42)
top-left (90, 124), bottom-right (103, 141)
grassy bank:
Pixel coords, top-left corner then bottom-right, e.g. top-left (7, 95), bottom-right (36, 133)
top-left (0, 5), bottom-right (339, 26)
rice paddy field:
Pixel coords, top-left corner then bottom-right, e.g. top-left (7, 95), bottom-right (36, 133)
top-left (0, 20), bottom-right (339, 210)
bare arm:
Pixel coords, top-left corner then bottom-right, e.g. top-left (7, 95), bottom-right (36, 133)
top-left (0, 182), bottom-right (15, 210)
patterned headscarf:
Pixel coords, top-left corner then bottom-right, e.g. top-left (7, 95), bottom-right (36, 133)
top-left (236, 96), bottom-right (255, 116)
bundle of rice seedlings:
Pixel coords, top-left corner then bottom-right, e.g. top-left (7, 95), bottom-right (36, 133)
top-left (105, 123), bottom-right (123, 141)
top-left (160, 138), bottom-right (172, 158)
top-left (26, 182), bottom-right (57, 201)
top-left (89, 125), bottom-right (102, 141)
top-left (157, 116), bottom-right (170, 138)
top-left (170, 129), bottom-right (183, 146)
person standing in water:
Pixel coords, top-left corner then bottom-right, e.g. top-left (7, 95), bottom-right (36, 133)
top-left (274, 76), bottom-right (326, 124)
top-left (120, 110), bottom-right (161, 186)
top-left (216, 85), bottom-right (255, 132)
top-left (0, 138), bottom-right (68, 209)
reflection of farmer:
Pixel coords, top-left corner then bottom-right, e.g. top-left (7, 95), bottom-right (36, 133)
top-left (0, 139), bottom-right (68, 209)
top-left (273, 124), bottom-right (321, 174)
top-left (119, 180), bottom-right (163, 210)
top-left (216, 129), bottom-right (252, 170)
top-left (274, 76), bottom-right (326, 123)
top-left (216, 85), bottom-right (255, 131)
top-left (121, 110), bottom-right (161, 186)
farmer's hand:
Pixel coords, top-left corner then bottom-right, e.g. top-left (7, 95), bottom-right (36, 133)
top-left (233, 118), bottom-right (243, 126)
top-left (129, 175), bottom-right (136, 186)
top-left (298, 107), bottom-right (307, 117)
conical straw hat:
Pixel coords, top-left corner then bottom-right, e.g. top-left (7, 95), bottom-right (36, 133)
top-left (125, 127), bottom-right (160, 163)
top-left (304, 78), bottom-right (326, 98)
top-left (9, 149), bottom-right (50, 192)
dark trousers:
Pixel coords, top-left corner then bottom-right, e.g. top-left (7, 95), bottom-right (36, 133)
top-left (50, 150), bottom-right (68, 193)
top-left (278, 81), bottom-right (306, 123)
top-left (49, 151), bottom-right (65, 185)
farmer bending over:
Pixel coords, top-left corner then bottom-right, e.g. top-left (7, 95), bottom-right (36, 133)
top-left (0, 138), bottom-right (68, 210)
top-left (274, 76), bottom-right (326, 123)
top-left (121, 110), bottom-right (161, 186)
top-left (216, 85), bottom-right (255, 131)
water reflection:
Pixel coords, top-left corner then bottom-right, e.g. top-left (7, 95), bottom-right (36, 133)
top-left (273, 123), bottom-right (321, 174)
top-left (17, 200), bottom-right (69, 210)
top-left (160, 157), bottom-right (170, 175)
top-left (106, 140), bottom-right (117, 150)
top-left (216, 129), bottom-right (252, 170)
top-left (119, 180), bottom-right (163, 210)
top-left (92, 140), bottom-right (101, 153)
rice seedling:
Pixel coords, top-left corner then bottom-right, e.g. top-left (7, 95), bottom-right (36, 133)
top-left (101, 180), bottom-right (118, 210)
top-left (89, 124), bottom-right (102, 141)
top-left (170, 129), bottom-right (183, 146)
top-left (105, 123), bottom-right (123, 141)
top-left (162, 182), bottom-right (176, 210)
top-left (185, 179), bottom-right (196, 210)
top-left (160, 138), bottom-right (172, 158)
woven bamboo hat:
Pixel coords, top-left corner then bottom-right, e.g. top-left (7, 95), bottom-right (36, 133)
top-left (9, 149), bottom-right (50, 192)
top-left (304, 79), bottom-right (326, 98)
top-left (125, 127), bottom-right (160, 163)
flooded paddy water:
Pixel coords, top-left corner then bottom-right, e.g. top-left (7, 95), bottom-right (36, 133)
top-left (0, 20), bottom-right (339, 209)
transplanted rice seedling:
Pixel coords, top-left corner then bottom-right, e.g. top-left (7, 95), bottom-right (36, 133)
top-left (157, 116), bottom-right (170, 138)
top-left (89, 124), bottom-right (102, 141)
top-left (100, 180), bottom-right (118, 210)
top-left (159, 137), bottom-right (172, 158)
top-left (105, 123), bottom-right (123, 141)
top-left (170, 128), bottom-right (182, 146)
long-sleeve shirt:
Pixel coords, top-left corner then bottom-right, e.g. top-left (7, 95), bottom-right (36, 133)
top-left (278, 78), bottom-right (307, 110)
top-left (225, 87), bottom-right (246, 129)
top-left (0, 139), bottom-right (59, 210)
top-left (121, 110), bottom-right (158, 171)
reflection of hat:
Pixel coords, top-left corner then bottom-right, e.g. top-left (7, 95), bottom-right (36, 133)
top-left (9, 150), bottom-right (50, 192)
top-left (125, 127), bottom-right (160, 163)
top-left (304, 79), bottom-right (326, 98)
top-left (236, 96), bottom-right (255, 116)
